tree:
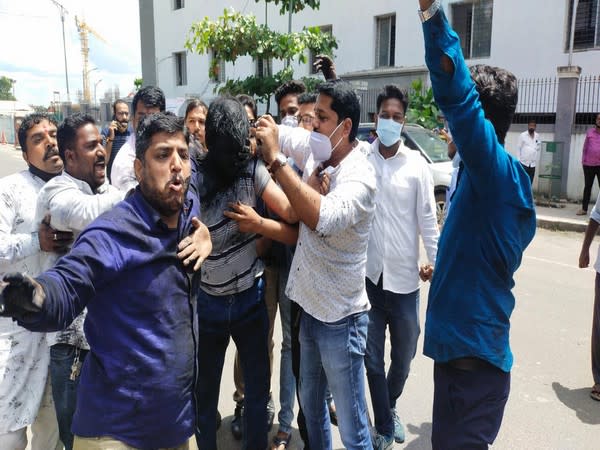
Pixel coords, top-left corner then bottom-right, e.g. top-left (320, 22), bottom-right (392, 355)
top-left (406, 79), bottom-right (441, 130)
top-left (185, 8), bottom-right (337, 110)
top-left (134, 78), bottom-right (143, 91)
top-left (256, 0), bottom-right (320, 15)
top-left (0, 76), bottom-right (16, 101)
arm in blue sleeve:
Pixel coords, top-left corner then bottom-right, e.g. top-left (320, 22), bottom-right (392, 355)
top-left (422, 9), bottom-right (507, 187)
top-left (19, 228), bottom-right (122, 332)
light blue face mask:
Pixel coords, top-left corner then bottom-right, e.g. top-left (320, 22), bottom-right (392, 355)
top-left (376, 118), bottom-right (403, 147)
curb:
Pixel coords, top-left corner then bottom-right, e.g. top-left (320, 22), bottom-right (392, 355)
top-left (536, 216), bottom-right (587, 233)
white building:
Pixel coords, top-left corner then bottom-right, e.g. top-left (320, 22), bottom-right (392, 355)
top-left (139, 0), bottom-right (600, 199)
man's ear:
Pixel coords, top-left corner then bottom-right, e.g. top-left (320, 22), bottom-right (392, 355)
top-left (64, 149), bottom-right (75, 168)
top-left (21, 150), bottom-right (28, 164)
top-left (134, 158), bottom-right (143, 182)
top-left (343, 117), bottom-right (352, 138)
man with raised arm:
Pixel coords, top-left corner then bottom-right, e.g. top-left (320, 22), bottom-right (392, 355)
top-left (416, 1), bottom-right (536, 448)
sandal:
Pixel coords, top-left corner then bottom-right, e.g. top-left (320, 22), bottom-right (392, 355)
top-left (271, 432), bottom-right (292, 450)
top-left (591, 385), bottom-right (600, 401)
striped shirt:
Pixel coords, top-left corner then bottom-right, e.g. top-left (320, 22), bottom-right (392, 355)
top-left (199, 159), bottom-right (271, 296)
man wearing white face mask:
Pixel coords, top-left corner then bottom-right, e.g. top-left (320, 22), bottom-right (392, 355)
top-left (275, 80), bottom-right (306, 127)
top-left (364, 85), bottom-right (439, 449)
top-left (257, 80), bottom-right (376, 450)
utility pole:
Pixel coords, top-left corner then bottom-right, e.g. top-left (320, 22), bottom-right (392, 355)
top-left (50, 0), bottom-right (71, 102)
top-left (286, 0), bottom-right (294, 67)
top-left (568, 0), bottom-right (579, 67)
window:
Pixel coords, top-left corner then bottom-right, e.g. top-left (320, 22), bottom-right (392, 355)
top-left (451, 0), bottom-right (493, 59)
top-left (309, 25), bottom-right (333, 74)
top-left (375, 15), bottom-right (395, 68)
top-left (210, 50), bottom-right (226, 83)
top-left (255, 58), bottom-right (273, 78)
top-left (174, 52), bottom-right (187, 86)
top-left (566, 0), bottom-right (600, 50)
top-left (173, 0), bottom-right (184, 10)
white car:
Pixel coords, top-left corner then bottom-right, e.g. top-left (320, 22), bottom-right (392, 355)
top-left (358, 122), bottom-right (453, 224)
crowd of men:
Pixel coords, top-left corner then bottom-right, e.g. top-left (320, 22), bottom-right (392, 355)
top-left (0, 1), bottom-right (545, 449)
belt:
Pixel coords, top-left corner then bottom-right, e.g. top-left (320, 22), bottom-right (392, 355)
top-left (445, 357), bottom-right (492, 371)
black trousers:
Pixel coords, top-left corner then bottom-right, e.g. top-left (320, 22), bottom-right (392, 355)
top-left (582, 165), bottom-right (600, 212)
top-left (520, 163), bottom-right (535, 185)
top-left (432, 359), bottom-right (510, 450)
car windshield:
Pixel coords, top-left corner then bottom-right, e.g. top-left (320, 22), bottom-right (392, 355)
top-left (406, 127), bottom-right (450, 163)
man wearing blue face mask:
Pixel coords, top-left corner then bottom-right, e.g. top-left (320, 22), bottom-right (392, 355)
top-left (364, 85), bottom-right (439, 449)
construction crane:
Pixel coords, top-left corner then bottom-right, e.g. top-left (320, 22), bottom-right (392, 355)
top-left (75, 16), bottom-right (107, 103)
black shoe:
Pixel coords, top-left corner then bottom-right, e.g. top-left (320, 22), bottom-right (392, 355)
top-left (231, 401), bottom-right (243, 440)
top-left (267, 394), bottom-right (275, 431)
top-left (216, 410), bottom-right (222, 430)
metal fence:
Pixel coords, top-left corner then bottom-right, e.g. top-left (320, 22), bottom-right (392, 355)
top-left (575, 75), bottom-right (600, 124)
top-left (514, 77), bottom-right (558, 124)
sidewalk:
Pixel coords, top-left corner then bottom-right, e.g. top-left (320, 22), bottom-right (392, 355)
top-left (535, 199), bottom-right (589, 233)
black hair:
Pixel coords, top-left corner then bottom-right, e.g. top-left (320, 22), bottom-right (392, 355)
top-left (57, 113), bottom-right (96, 161)
top-left (18, 113), bottom-right (58, 153)
top-left (317, 80), bottom-right (361, 141)
top-left (185, 98), bottom-right (208, 119)
top-left (135, 112), bottom-right (187, 161)
top-left (376, 85), bottom-right (409, 115)
top-left (236, 94), bottom-right (257, 120)
top-left (274, 80), bottom-right (306, 110)
top-left (298, 92), bottom-right (317, 105)
top-left (132, 86), bottom-right (166, 116)
top-left (469, 65), bottom-right (518, 145)
top-left (112, 99), bottom-right (129, 115)
top-left (201, 96), bottom-right (253, 203)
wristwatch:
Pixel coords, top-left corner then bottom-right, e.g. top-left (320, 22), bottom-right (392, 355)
top-left (418, 0), bottom-right (441, 23)
top-left (269, 153), bottom-right (287, 174)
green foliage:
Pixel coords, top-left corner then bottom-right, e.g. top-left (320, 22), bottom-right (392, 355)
top-left (406, 79), bottom-right (441, 130)
top-left (30, 105), bottom-right (49, 113)
top-left (185, 8), bottom-right (337, 104)
top-left (0, 76), bottom-right (16, 101)
top-left (256, 0), bottom-right (320, 15)
top-left (133, 78), bottom-right (143, 91)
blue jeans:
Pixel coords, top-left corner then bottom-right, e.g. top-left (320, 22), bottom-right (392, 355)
top-left (365, 277), bottom-right (420, 438)
top-left (299, 310), bottom-right (371, 450)
top-left (195, 278), bottom-right (270, 450)
top-left (276, 267), bottom-right (296, 434)
top-left (50, 344), bottom-right (89, 450)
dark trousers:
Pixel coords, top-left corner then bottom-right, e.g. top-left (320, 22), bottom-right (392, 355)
top-left (50, 344), bottom-right (89, 450)
top-left (593, 273), bottom-right (600, 385)
top-left (291, 300), bottom-right (311, 449)
top-left (195, 279), bottom-right (270, 450)
top-left (582, 165), bottom-right (600, 212)
top-left (520, 163), bottom-right (535, 185)
top-left (432, 360), bottom-right (510, 450)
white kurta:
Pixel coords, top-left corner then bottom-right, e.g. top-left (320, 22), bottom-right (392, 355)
top-left (0, 170), bottom-right (50, 433)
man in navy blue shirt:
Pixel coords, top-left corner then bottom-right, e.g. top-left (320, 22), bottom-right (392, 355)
top-left (417, 1), bottom-right (536, 449)
top-left (101, 99), bottom-right (132, 181)
top-left (0, 112), bottom-right (212, 450)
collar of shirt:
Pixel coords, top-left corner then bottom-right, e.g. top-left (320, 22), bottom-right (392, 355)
top-left (369, 138), bottom-right (412, 160)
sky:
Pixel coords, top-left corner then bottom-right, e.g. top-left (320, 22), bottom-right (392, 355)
top-left (0, 0), bottom-right (141, 106)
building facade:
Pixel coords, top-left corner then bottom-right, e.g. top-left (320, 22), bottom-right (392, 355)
top-left (139, 0), bottom-right (600, 199)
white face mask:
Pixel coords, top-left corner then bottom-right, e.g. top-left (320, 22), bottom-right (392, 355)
top-left (281, 115), bottom-right (298, 128)
top-left (376, 117), bottom-right (403, 147)
top-left (309, 120), bottom-right (345, 163)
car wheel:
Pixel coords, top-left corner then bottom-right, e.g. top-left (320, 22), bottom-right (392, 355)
top-left (435, 191), bottom-right (447, 227)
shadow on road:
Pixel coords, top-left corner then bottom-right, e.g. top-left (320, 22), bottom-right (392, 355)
top-left (552, 382), bottom-right (600, 425)
top-left (404, 422), bottom-right (432, 450)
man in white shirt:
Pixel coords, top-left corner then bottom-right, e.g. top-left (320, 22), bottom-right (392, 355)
top-left (364, 86), bottom-right (439, 449)
top-left (0, 113), bottom-right (71, 450)
top-left (111, 86), bottom-right (165, 192)
top-left (517, 120), bottom-right (541, 185)
top-left (257, 80), bottom-right (376, 450)
top-left (36, 113), bottom-right (123, 450)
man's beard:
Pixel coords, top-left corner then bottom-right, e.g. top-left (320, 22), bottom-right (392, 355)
top-left (140, 174), bottom-right (190, 221)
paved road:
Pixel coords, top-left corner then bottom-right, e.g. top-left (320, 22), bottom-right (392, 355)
top-left (3, 147), bottom-right (596, 449)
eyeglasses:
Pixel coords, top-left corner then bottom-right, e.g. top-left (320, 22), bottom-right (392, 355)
top-left (300, 115), bottom-right (314, 125)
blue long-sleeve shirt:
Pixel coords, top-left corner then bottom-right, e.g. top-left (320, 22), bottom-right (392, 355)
top-left (20, 188), bottom-right (198, 449)
top-left (422, 9), bottom-right (536, 372)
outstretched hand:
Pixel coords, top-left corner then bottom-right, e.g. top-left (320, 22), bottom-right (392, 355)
top-left (313, 55), bottom-right (337, 81)
top-left (0, 273), bottom-right (45, 320)
top-left (177, 217), bottom-right (213, 272)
